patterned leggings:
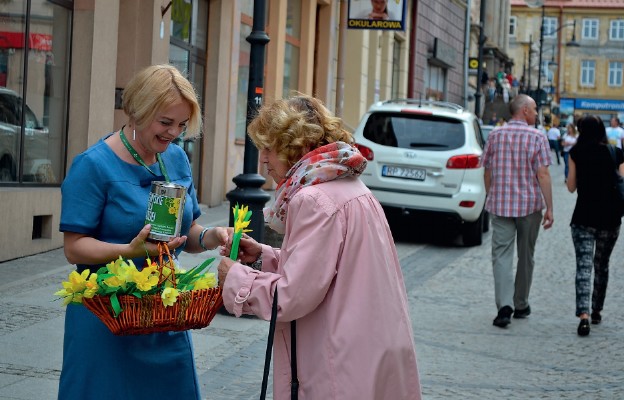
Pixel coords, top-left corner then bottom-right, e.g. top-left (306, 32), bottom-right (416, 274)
top-left (571, 224), bottom-right (620, 317)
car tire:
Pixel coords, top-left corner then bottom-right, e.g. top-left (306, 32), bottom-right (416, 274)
top-left (462, 212), bottom-right (483, 246)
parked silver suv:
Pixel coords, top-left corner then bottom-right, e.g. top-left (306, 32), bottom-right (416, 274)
top-left (353, 99), bottom-right (489, 246)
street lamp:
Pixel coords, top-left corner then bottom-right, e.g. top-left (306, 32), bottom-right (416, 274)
top-left (535, 6), bottom-right (579, 126)
top-left (225, 0), bottom-right (272, 242)
top-left (474, 0), bottom-right (487, 118)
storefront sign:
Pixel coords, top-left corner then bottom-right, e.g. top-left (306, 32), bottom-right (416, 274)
top-left (348, 0), bottom-right (406, 31)
top-left (574, 98), bottom-right (624, 112)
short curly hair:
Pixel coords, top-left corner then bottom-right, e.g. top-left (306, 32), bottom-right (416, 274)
top-left (247, 95), bottom-right (354, 168)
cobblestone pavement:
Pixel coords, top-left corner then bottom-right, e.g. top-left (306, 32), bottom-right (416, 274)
top-left (1, 160), bottom-right (623, 399)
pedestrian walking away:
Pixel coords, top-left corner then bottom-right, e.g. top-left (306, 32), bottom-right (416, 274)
top-left (562, 123), bottom-right (578, 182)
top-left (217, 94), bottom-right (422, 399)
top-left (547, 120), bottom-right (562, 165)
top-left (566, 115), bottom-right (624, 337)
top-left (481, 94), bottom-right (554, 328)
top-left (57, 64), bottom-right (229, 399)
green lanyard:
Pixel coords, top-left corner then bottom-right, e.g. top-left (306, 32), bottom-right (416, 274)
top-left (119, 127), bottom-right (170, 182)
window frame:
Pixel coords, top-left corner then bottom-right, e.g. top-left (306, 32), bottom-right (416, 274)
top-left (608, 61), bottom-right (623, 87)
top-left (610, 20), bottom-right (624, 41)
top-left (582, 18), bottom-right (599, 40)
top-left (580, 60), bottom-right (596, 87)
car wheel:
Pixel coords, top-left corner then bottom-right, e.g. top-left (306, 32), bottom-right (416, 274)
top-left (462, 212), bottom-right (483, 246)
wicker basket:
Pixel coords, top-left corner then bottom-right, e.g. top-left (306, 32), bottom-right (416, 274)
top-left (83, 287), bottom-right (223, 335)
top-left (82, 242), bottom-right (223, 335)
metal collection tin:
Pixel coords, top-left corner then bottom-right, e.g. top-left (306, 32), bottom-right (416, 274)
top-left (145, 181), bottom-right (187, 242)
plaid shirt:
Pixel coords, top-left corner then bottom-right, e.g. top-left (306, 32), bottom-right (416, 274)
top-left (481, 120), bottom-right (551, 217)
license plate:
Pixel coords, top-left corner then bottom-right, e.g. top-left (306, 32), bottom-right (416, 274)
top-left (382, 165), bottom-right (426, 180)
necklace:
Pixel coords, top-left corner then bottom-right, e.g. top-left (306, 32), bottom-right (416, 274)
top-left (119, 127), bottom-right (170, 182)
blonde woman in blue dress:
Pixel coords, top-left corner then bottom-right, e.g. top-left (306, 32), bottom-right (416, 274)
top-left (58, 64), bottom-right (228, 399)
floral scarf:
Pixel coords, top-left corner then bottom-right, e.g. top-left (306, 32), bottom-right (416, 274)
top-left (264, 141), bottom-right (367, 234)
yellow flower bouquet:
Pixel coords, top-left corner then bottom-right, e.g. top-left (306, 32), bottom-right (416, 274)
top-left (55, 242), bottom-right (222, 336)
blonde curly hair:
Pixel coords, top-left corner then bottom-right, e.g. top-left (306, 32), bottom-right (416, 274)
top-left (247, 95), bottom-right (354, 168)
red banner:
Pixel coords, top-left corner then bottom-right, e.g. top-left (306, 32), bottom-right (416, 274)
top-left (0, 32), bottom-right (53, 51)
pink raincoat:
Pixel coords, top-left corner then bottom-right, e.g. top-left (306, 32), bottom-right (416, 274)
top-left (222, 177), bottom-right (422, 399)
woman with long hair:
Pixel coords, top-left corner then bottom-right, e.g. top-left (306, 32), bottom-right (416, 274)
top-left (567, 115), bottom-right (624, 336)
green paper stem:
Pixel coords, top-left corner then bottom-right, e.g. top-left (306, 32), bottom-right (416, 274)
top-left (230, 232), bottom-right (242, 260)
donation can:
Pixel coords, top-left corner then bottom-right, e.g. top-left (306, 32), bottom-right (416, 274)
top-left (145, 181), bottom-right (187, 242)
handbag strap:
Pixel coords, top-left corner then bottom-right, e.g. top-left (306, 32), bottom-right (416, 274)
top-left (260, 288), bottom-right (299, 400)
top-left (260, 287), bottom-right (278, 400)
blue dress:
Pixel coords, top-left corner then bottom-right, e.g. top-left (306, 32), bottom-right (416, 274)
top-left (58, 134), bottom-right (203, 399)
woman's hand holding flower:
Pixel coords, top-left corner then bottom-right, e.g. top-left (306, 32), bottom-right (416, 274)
top-left (220, 233), bottom-right (262, 264)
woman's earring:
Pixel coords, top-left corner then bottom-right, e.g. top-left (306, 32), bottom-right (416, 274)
top-left (133, 129), bottom-right (136, 141)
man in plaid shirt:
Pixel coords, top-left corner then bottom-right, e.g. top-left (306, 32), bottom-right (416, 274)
top-left (481, 94), bottom-right (554, 328)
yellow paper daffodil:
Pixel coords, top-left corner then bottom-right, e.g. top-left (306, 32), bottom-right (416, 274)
top-left (127, 264), bottom-right (159, 291)
top-left (193, 273), bottom-right (217, 290)
top-left (54, 269), bottom-right (92, 305)
top-left (161, 287), bottom-right (180, 307)
top-left (233, 204), bottom-right (252, 234)
top-left (83, 273), bottom-right (100, 299)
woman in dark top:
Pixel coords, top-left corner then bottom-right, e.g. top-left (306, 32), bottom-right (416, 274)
top-left (567, 115), bottom-right (624, 336)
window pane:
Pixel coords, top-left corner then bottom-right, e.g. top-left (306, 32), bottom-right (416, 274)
top-left (194, 0), bottom-right (208, 51)
top-left (0, 0), bottom-right (27, 182)
top-left (171, 0), bottom-right (192, 43)
top-left (286, 0), bottom-right (301, 39)
top-left (236, 23), bottom-right (252, 140)
top-left (1, 0), bottom-right (70, 184)
top-left (282, 42), bottom-right (300, 98)
top-left (169, 44), bottom-right (190, 75)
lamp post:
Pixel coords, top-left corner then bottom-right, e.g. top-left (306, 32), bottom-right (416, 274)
top-left (225, 0), bottom-right (271, 242)
top-left (474, 0), bottom-right (487, 119)
top-left (535, 5), bottom-right (579, 126)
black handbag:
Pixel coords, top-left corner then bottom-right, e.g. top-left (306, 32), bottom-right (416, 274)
top-left (260, 287), bottom-right (299, 400)
top-left (607, 145), bottom-right (624, 216)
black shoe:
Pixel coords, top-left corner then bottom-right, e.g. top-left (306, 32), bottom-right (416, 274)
top-left (591, 311), bottom-right (602, 325)
top-left (577, 319), bottom-right (590, 336)
top-left (513, 305), bottom-right (531, 319)
top-left (493, 306), bottom-right (513, 328)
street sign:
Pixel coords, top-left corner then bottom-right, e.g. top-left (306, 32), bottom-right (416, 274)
top-left (468, 57), bottom-right (479, 74)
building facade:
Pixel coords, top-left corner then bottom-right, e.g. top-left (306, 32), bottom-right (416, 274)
top-left (0, 0), bottom-right (470, 262)
top-left (509, 0), bottom-right (624, 126)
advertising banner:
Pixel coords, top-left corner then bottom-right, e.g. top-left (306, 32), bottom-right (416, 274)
top-left (347, 0), bottom-right (406, 31)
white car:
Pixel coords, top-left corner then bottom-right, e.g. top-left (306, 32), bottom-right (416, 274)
top-left (0, 88), bottom-right (51, 182)
top-left (353, 99), bottom-right (489, 246)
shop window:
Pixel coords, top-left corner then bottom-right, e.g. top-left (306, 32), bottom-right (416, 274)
top-left (0, 0), bottom-right (71, 185)
top-left (169, 0), bottom-right (208, 190)
top-left (236, 1), bottom-right (270, 142)
top-left (283, 0), bottom-right (301, 99)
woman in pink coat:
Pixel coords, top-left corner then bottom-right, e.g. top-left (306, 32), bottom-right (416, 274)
top-left (218, 95), bottom-right (422, 400)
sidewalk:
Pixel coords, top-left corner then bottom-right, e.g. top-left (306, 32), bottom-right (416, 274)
top-left (0, 201), bottom-right (272, 400)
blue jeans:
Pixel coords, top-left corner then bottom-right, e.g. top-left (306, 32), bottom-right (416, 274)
top-left (563, 151), bottom-right (570, 178)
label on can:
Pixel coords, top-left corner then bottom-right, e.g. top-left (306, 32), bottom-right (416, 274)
top-left (145, 181), bottom-right (187, 241)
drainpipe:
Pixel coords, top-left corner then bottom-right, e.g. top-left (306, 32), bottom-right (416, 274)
top-left (463, 0), bottom-right (472, 108)
top-left (408, 0), bottom-right (418, 97)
